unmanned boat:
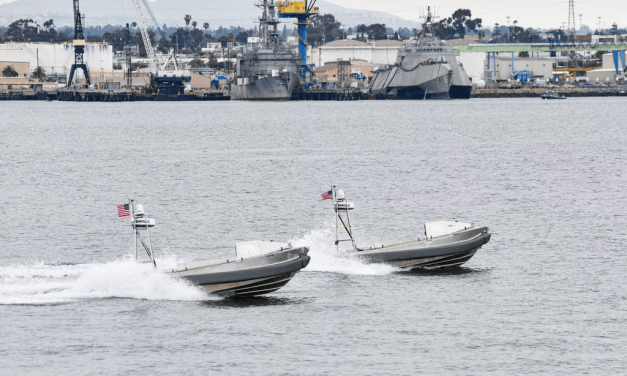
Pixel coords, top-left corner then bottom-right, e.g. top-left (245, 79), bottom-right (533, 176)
top-left (121, 200), bottom-right (310, 296)
top-left (540, 91), bottom-right (567, 100)
top-left (323, 187), bottom-right (491, 269)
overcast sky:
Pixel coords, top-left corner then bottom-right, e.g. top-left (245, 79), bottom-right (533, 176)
top-left (330, 0), bottom-right (626, 29)
top-left (0, 0), bottom-right (625, 29)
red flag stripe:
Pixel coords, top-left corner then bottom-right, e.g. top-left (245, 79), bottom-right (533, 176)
top-left (117, 204), bottom-right (130, 217)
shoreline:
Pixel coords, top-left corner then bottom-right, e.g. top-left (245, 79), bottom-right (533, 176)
top-left (471, 87), bottom-right (627, 98)
top-left (2, 87), bottom-right (627, 101)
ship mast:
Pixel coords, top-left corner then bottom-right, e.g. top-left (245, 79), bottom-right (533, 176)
top-left (423, 6), bottom-right (436, 38)
top-left (417, 6), bottom-right (440, 46)
top-left (256, 0), bottom-right (280, 49)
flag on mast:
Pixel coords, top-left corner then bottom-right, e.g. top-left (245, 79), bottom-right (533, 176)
top-left (321, 190), bottom-right (333, 200)
top-left (117, 204), bottom-right (130, 217)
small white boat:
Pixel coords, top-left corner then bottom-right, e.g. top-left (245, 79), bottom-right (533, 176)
top-left (122, 200), bottom-right (310, 296)
top-left (324, 187), bottom-right (491, 269)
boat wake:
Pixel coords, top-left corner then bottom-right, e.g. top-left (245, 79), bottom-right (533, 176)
top-left (290, 224), bottom-right (398, 276)
top-left (0, 256), bottom-right (211, 305)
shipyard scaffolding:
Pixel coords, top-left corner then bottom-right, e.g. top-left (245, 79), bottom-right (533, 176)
top-left (277, 1), bottom-right (318, 78)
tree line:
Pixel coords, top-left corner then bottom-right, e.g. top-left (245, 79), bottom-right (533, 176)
top-left (1, 10), bottom-right (625, 51)
top-left (0, 15), bottom-right (263, 55)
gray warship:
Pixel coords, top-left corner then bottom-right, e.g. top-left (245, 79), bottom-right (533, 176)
top-left (369, 7), bottom-right (472, 100)
top-left (231, 0), bottom-right (302, 101)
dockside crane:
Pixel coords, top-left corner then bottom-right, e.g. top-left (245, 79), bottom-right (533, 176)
top-left (67, 0), bottom-right (91, 87)
top-left (277, 0), bottom-right (318, 77)
top-left (131, 0), bottom-right (187, 95)
top-left (131, 0), bottom-right (179, 74)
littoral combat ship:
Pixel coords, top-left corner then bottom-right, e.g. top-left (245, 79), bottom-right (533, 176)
top-left (369, 7), bottom-right (472, 100)
top-left (231, 0), bottom-right (302, 100)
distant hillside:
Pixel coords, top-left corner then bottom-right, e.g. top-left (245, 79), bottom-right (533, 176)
top-left (0, 0), bottom-right (419, 30)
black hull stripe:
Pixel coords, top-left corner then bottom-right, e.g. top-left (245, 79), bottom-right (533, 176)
top-left (392, 247), bottom-right (481, 269)
top-left (207, 272), bottom-right (297, 296)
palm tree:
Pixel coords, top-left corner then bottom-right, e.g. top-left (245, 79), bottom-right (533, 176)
top-left (33, 66), bottom-right (46, 79)
top-left (192, 21), bottom-right (198, 30)
top-left (184, 15), bottom-right (192, 29)
top-left (2, 65), bottom-right (19, 77)
top-left (203, 22), bottom-right (209, 33)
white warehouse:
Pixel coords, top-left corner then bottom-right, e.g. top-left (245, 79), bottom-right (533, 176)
top-left (0, 42), bottom-right (113, 77)
top-left (310, 39), bottom-right (404, 67)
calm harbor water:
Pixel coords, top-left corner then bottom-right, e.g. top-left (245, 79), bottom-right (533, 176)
top-left (1, 98), bottom-right (626, 375)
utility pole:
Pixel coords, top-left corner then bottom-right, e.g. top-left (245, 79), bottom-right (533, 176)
top-left (567, 0), bottom-right (576, 42)
top-left (125, 23), bottom-right (132, 88)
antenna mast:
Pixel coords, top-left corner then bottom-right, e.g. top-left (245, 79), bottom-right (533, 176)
top-left (567, 0), bottom-right (576, 42)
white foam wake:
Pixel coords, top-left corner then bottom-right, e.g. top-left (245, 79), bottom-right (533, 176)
top-left (0, 257), bottom-right (211, 305)
top-left (290, 223), bottom-right (398, 276)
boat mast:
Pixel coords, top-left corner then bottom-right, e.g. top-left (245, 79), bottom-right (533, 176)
top-left (332, 186), bottom-right (358, 251)
top-left (145, 221), bottom-right (156, 267)
top-left (130, 198), bottom-right (137, 261)
top-left (130, 200), bottom-right (157, 268)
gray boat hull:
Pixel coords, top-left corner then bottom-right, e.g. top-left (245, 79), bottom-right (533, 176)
top-left (449, 60), bottom-right (473, 99)
top-left (231, 72), bottom-right (300, 101)
top-left (169, 246), bottom-right (310, 296)
top-left (370, 64), bottom-right (453, 100)
top-left (347, 226), bottom-right (491, 269)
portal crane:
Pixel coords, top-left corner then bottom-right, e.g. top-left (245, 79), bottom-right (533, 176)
top-left (277, 0), bottom-right (318, 77)
top-left (67, 0), bottom-right (91, 87)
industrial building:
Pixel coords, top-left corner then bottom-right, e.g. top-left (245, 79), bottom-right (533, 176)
top-left (484, 56), bottom-right (555, 83)
top-left (310, 39), bottom-right (404, 67)
top-left (0, 42), bottom-right (113, 79)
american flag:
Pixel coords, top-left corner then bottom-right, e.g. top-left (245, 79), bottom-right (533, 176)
top-left (117, 204), bottom-right (130, 217)
top-left (321, 190), bottom-right (333, 200)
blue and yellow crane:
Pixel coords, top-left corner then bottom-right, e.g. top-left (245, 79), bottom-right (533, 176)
top-left (277, 1), bottom-right (318, 77)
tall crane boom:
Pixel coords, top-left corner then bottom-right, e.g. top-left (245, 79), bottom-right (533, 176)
top-left (131, 0), bottom-right (158, 74)
top-left (67, 0), bottom-right (91, 87)
top-left (73, 0), bottom-right (84, 40)
top-left (131, 0), bottom-right (178, 75)
top-left (141, 0), bottom-right (167, 41)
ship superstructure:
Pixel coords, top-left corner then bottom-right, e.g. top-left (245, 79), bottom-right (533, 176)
top-left (231, 0), bottom-right (302, 100)
top-left (369, 7), bottom-right (472, 99)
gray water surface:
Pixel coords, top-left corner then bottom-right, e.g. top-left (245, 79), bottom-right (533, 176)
top-left (1, 98), bottom-right (626, 375)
